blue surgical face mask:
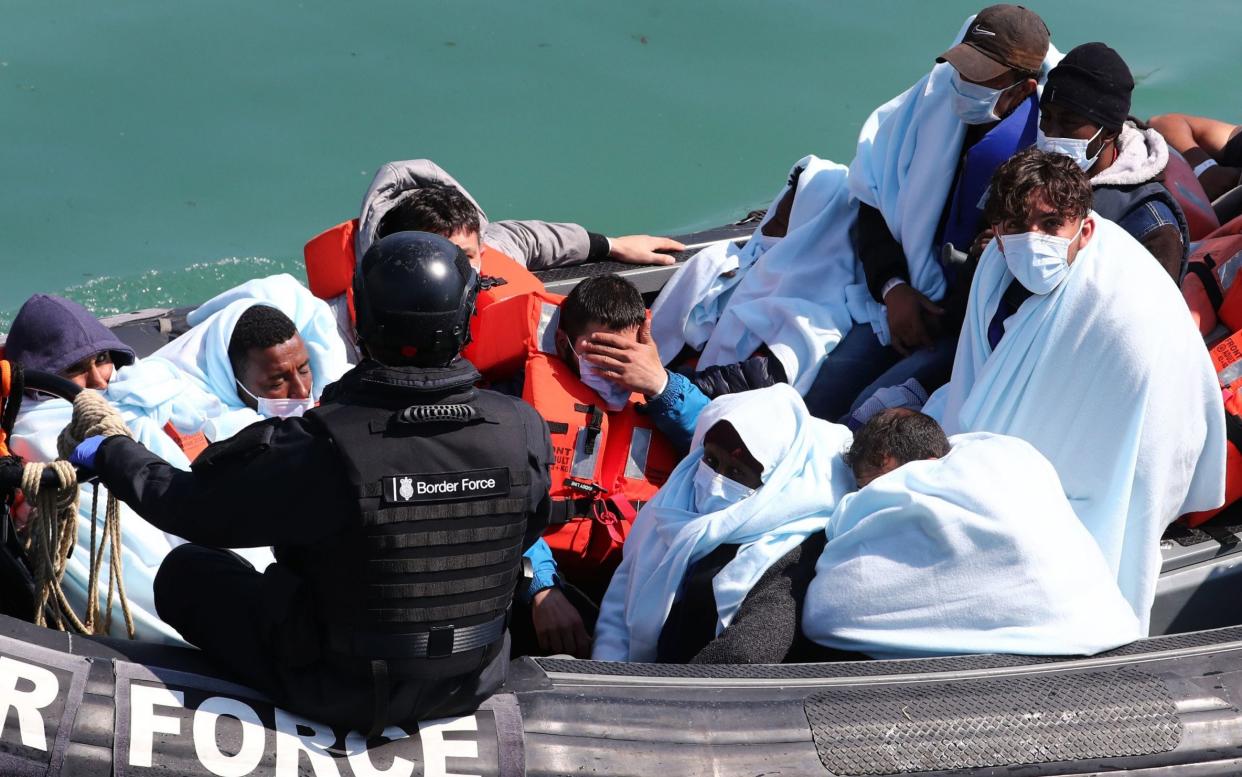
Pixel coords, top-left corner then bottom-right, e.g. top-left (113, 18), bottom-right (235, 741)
top-left (996, 218), bottom-right (1086, 295)
top-left (1036, 126), bottom-right (1105, 173)
top-left (692, 460), bottom-right (756, 514)
top-left (949, 71), bottom-right (1019, 125)
top-left (575, 352), bottom-right (632, 412)
top-left (237, 381), bottom-right (315, 419)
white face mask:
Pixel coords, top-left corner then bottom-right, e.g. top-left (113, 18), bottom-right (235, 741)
top-left (237, 381), bottom-right (315, 419)
top-left (574, 350), bottom-right (631, 412)
top-left (996, 218), bottom-right (1086, 295)
top-left (949, 71), bottom-right (1019, 125)
top-left (692, 460), bottom-right (756, 514)
top-left (1036, 126), bottom-right (1105, 173)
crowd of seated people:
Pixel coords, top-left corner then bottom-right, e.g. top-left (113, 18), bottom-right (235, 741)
top-left (0, 3), bottom-right (1234, 712)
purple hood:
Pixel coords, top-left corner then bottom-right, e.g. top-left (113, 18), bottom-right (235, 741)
top-left (4, 294), bottom-right (136, 375)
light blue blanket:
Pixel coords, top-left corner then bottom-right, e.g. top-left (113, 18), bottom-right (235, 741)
top-left (8, 274), bottom-right (349, 642)
top-left (804, 432), bottom-right (1142, 658)
top-left (652, 16), bottom-right (1061, 378)
top-left (593, 384), bottom-right (855, 662)
top-left (924, 216), bottom-right (1226, 630)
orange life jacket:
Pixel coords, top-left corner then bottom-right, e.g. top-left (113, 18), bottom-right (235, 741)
top-left (1181, 215), bottom-right (1242, 336)
top-left (1182, 330), bottom-right (1242, 527)
top-left (302, 218), bottom-right (545, 380)
top-left (506, 291), bottom-right (677, 588)
top-left (1165, 150), bottom-right (1221, 242)
top-left (161, 422), bottom-right (209, 463)
top-left (0, 359), bottom-right (13, 458)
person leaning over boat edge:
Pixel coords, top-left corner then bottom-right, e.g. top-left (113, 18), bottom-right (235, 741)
top-left (1149, 113), bottom-right (1242, 203)
top-left (802, 4), bottom-right (1052, 423)
top-left (316, 159), bottom-right (687, 363)
top-left (1038, 42), bottom-right (1188, 281)
top-left (63, 231), bottom-right (553, 733)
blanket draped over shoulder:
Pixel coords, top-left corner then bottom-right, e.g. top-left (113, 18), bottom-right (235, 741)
top-left (803, 432), bottom-right (1143, 658)
top-left (923, 216), bottom-right (1226, 630)
top-left (651, 16), bottom-right (1060, 385)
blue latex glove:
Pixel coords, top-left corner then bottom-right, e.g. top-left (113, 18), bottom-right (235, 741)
top-left (518, 538), bottom-right (560, 605)
top-left (68, 435), bottom-right (107, 471)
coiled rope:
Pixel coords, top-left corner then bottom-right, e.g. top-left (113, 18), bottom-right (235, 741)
top-left (23, 389), bottom-right (135, 638)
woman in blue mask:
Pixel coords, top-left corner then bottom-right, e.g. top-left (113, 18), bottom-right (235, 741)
top-left (592, 384), bottom-right (857, 663)
top-left (1037, 43), bottom-right (1188, 282)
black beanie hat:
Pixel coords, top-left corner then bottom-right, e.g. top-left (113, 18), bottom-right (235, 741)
top-left (1041, 42), bottom-right (1135, 132)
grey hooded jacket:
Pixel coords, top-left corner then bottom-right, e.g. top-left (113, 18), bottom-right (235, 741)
top-left (355, 159), bottom-right (606, 271)
top-left (332, 159), bottom-right (609, 361)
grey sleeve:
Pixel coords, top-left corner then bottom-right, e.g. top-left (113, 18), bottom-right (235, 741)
top-left (484, 220), bottom-right (605, 270)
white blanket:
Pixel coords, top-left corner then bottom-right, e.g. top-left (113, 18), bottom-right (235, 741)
top-left (695, 158), bottom-right (860, 393)
top-left (7, 275), bottom-right (348, 643)
top-left (592, 384), bottom-right (855, 662)
top-left (151, 273), bottom-right (349, 441)
top-left (652, 17), bottom-right (1060, 368)
top-left (923, 216), bottom-right (1226, 630)
top-left (804, 432), bottom-right (1142, 658)
top-left (846, 24), bottom-right (1061, 342)
top-left (11, 395), bottom-right (193, 644)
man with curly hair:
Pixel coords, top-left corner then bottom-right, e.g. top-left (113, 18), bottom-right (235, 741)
top-left (924, 147), bottom-right (1226, 631)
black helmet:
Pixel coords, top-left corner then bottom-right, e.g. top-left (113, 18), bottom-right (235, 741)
top-left (353, 231), bottom-right (480, 365)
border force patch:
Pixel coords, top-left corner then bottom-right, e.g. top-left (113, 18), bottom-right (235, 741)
top-left (382, 468), bottom-right (511, 504)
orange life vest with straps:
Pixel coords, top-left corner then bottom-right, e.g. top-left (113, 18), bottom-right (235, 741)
top-left (1183, 330), bottom-right (1242, 527)
top-left (488, 290), bottom-right (677, 588)
top-left (1180, 216), bottom-right (1242, 528)
top-left (303, 218), bottom-right (544, 380)
top-left (1182, 214), bottom-right (1242, 336)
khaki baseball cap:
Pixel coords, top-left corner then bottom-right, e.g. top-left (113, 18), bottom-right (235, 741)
top-left (937, 5), bottom-right (1050, 82)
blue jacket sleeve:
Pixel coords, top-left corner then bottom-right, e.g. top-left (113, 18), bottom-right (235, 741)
top-left (518, 538), bottom-right (560, 604)
top-left (643, 370), bottom-right (710, 451)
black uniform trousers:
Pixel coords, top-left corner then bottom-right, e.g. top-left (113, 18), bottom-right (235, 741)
top-left (154, 544), bottom-right (509, 732)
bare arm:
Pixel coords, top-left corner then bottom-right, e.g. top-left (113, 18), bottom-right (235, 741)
top-left (1150, 114), bottom-right (1242, 199)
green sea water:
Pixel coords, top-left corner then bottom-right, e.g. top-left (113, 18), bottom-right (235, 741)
top-left (2, 0), bottom-right (1239, 330)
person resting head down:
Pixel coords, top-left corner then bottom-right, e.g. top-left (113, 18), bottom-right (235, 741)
top-left (844, 407), bottom-right (950, 487)
top-left (592, 384), bottom-right (856, 664)
top-left (3, 294), bottom-right (136, 390)
top-left (803, 409), bottom-right (1142, 658)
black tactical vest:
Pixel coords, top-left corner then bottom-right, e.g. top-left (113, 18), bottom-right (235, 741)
top-left (304, 366), bottom-right (534, 677)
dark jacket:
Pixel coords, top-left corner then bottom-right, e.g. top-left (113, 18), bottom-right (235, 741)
top-left (656, 533), bottom-right (838, 664)
top-left (94, 359), bottom-right (550, 553)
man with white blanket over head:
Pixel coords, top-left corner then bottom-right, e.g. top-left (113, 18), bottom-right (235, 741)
top-left (923, 148), bottom-right (1226, 632)
top-left (592, 384), bottom-right (855, 664)
top-left (804, 421), bottom-right (1142, 659)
